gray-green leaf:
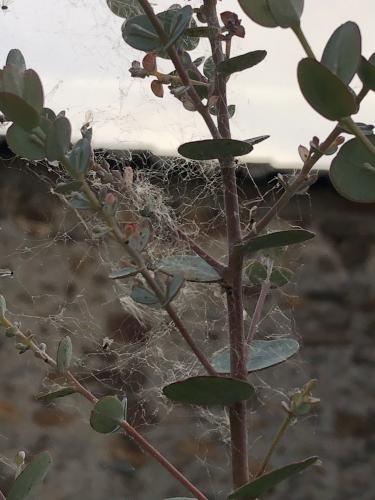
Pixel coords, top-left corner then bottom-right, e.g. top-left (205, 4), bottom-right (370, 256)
top-left (56, 336), bottom-right (72, 374)
top-left (228, 456), bottom-right (318, 498)
top-left (321, 22), bottom-right (361, 84)
top-left (7, 452), bottom-right (52, 500)
top-left (90, 395), bottom-right (124, 434)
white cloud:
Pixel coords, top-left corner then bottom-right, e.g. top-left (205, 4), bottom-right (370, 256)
top-left (1, 0), bottom-right (374, 166)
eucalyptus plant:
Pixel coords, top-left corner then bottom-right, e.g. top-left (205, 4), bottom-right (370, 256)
top-left (0, 0), bottom-right (374, 498)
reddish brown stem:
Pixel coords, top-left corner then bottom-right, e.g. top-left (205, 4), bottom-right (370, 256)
top-left (66, 371), bottom-right (208, 500)
top-left (175, 227), bottom-right (226, 275)
top-left (243, 125), bottom-right (342, 241)
top-left (77, 177), bottom-right (217, 376)
top-left (204, 0), bottom-right (249, 488)
top-left (137, 0), bottom-right (220, 140)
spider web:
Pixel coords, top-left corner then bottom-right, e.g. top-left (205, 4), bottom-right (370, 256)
top-left (0, 1), bottom-right (315, 498)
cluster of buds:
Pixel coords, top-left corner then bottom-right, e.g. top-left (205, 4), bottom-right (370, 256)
top-left (220, 11), bottom-right (245, 39)
top-left (93, 158), bottom-right (134, 192)
top-left (299, 135), bottom-right (345, 162)
top-left (130, 54), bottom-right (176, 98)
top-left (282, 379), bottom-right (320, 418)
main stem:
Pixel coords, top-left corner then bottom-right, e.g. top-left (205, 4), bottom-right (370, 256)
top-left (204, 0), bottom-right (249, 487)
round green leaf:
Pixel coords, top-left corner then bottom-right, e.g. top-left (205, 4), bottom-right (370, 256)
top-left (358, 53), bottom-right (375, 91)
top-left (228, 456), bottom-right (318, 499)
top-left (128, 223), bottom-right (151, 252)
top-left (46, 116), bottom-right (72, 161)
top-left (56, 336), bottom-right (72, 374)
top-left (218, 50), bottom-right (267, 76)
top-left (297, 58), bottom-right (358, 120)
top-left (68, 138), bottom-right (92, 175)
top-left (321, 22), bottom-right (361, 84)
top-left (6, 123), bottom-right (45, 160)
top-left (238, 0), bottom-right (277, 28)
top-left (1, 65), bottom-right (24, 97)
top-left (42, 107), bottom-right (56, 121)
top-left (212, 339), bottom-right (300, 374)
top-left (203, 56), bottom-right (215, 80)
top-left (329, 135), bottom-right (375, 203)
top-left (6, 49), bottom-right (26, 72)
top-left (180, 17), bottom-right (199, 53)
top-left (7, 452), bottom-right (52, 500)
top-left (0, 92), bottom-right (40, 130)
top-left (131, 285), bottom-right (159, 307)
top-left (90, 395), bottom-right (124, 434)
top-left (36, 387), bottom-right (77, 404)
top-left (122, 6), bottom-right (193, 56)
top-left (178, 139), bottom-right (253, 160)
top-left (156, 255), bottom-right (221, 283)
top-left (23, 69), bottom-right (44, 113)
top-left (122, 16), bottom-right (160, 53)
top-left (163, 376), bottom-right (255, 406)
top-left (163, 6), bottom-right (193, 51)
top-left (268, 0), bottom-right (304, 29)
top-left (109, 266), bottom-right (139, 279)
top-left (239, 229), bottom-right (315, 257)
top-left (165, 274), bottom-right (185, 305)
top-left (106, 0), bottom-right (142, 19)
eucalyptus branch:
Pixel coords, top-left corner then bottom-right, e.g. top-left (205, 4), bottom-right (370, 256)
top-left (137, 0), bottom-right (220, 140)
top-left (64, 165), bottom-right (217, 377)
top-left (1, 317), bottom-right (208, 500)
top-left (243, 82), bottom-right (370, 242)
top-left (175, 227), bottom-right (226, 275)
top-left (243, 125), bottom-right (341, 240)
top-left (204, 0), bottom-right (249, 488)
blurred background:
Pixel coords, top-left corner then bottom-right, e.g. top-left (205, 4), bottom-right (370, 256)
top-left (0, 140), bottom-right (374, 499)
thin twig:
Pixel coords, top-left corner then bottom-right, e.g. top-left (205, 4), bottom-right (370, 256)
top-left (242, 124), bottom-right (342, 242)
top-left (75, 176), bottom-right (217, 376)
top-left (137, 0), bottom-right (220, 140)
top-left (256, 413), bottom-right (293, 477)
top-left (175, 227), bottom-right (226, 275)
top-left (3, 318), bottom-right (208, 500)
top-left (292, 24), bottom-right (316, 59)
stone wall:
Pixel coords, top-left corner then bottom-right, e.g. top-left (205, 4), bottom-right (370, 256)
top-left (0, 150), bottom-right (374, 500)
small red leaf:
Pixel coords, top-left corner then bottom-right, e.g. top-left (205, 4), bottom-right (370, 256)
top-left (151, 80), bottom-right (164, 98)
top-left (142, 53), bottom-right (157, 73)
top-left (298, 145), bottom-right (309, 162)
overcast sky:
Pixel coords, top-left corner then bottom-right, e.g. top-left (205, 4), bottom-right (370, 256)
top-left (1, 0), bottom-right (374, 167)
